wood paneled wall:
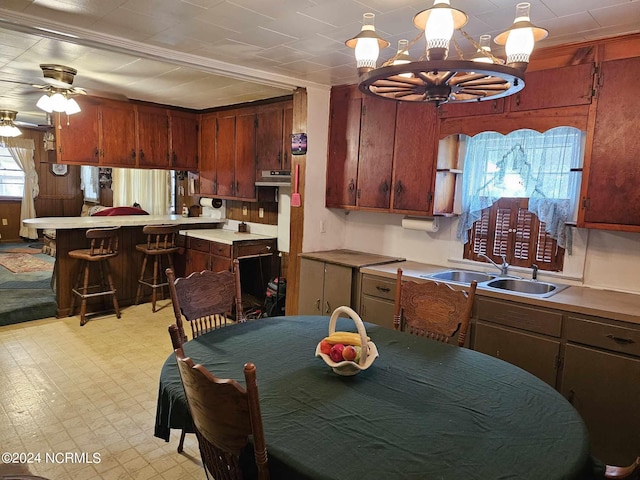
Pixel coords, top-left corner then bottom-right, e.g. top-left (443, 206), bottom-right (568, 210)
top-left (0, 128), bottom-right (84, 242)
top-left (226, 200), bottom-right (278, 224)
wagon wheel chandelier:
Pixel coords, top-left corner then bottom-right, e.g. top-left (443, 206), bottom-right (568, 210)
top-left (346, 1), bottom-right (548, 106)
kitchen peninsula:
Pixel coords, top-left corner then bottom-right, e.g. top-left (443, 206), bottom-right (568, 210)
top-left (23, 215), bottom-right (223, 318)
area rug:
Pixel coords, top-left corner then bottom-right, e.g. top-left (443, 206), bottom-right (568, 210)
top-left (1, 247), bottom-right (42, 254)
top-left (0, 253), bottom-right (54, 273)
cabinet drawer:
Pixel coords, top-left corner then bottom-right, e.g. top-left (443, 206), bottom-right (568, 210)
top-left (476, 298), bottom-right (562, 337)
top-left (188, 237), bottom-right (210, 253)
top-left (210, 241), bottom-right (231, 258)
top-left (236, 242), bottom-right (274, 258)
top-left (360, 295), bottom-right (395, 329)
top-left (361, 275), bottom-right (396, 301)
top-left (565, 316), bottom-right (640, 357)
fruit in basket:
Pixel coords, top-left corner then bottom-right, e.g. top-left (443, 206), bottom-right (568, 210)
top-left (329, 344), bottom-right (345, 362)
top-left (323, 332), bottom-right (370, 346)
top-left (319, 339), bottom-right (332, 355)
top-left (342, 345), bottom-right (358, 362)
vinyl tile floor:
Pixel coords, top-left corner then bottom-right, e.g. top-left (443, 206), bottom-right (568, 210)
top-left (0, 300), bottom-right (206, 480)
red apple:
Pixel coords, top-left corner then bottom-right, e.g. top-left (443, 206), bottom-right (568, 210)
top-left (342, 345), bottom-right (358, 362)
top-left (329, 344), bottom-right (345, 362)
top-left (320, 339), bottom-right (332, 355)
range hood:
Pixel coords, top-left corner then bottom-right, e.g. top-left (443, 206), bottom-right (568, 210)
top-left (255, 170), bottom-right (291, 187)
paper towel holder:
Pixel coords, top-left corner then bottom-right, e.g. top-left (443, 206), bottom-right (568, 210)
top-left (401, 216), bottom-right (440, 233)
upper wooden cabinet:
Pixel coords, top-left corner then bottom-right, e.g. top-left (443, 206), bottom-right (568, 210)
top-left (199, 107), bottom-right (257, 201)
top-left (56, 96), bottom-right (101, 164)
top-left (170, 110), bottom-right (198, 171)
top-left (136, 105), bottom-right (170, 168)
top-left (100, 100), bottom-right (137, 167)
top-left (56, 95), bottom-right (199, 169)
top-left (391, 102), bottom-right (438, 214)
top-left (326, 85), bottom-right (361, 208)
top-left (580, 56), bottom-right (640, 229)
top-left (438, 98), bottom-right (505, 118)
top-left (255, 100), bottom-right (293, 175)
top-left (508, 63), bottom-right (595, 111)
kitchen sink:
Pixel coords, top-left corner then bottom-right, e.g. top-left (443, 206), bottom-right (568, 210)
top-left (482, 278), bottom-right (569, 298)
top-left (425, 270), bottom-right (497, 284)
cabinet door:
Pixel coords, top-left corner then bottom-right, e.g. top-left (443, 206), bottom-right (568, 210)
top-left (582, 57), bottom-right (640, 226)
top-left (561, 344), bottom-right (640, 465)
top-left (136, 105), bottom-right (170, 168)
top-left (298, 258), bottom-right (324, 315)
top-left (100, 101), bottom-right (137, 166)
top-left (170, 111), bottom-right (198, 170)
top-left (186, 249), bottom-right (210, 275)
top-left (256, 106), bottom-right (283, 174)
top-left (56, 96), bottom-right (100, 164)
top-left (216, 113), bottom-right (236, 197)
top-left (508, 63), bottom-right (594, 111)
top-left (391, 102), bottom-right (437, 214)
top-left (322, 263), bottom-right (352, 316)
top-left (199, 113), bottom-right (217, 195)
top-left (235, 110), bottom-right (256, 200)
top-left (438, 98), bottom-right (504, 118)
top-left (474, 321), bottom-right (560, 387)
top-left (326, 85), bottom-right (361, 208)
top-left (360, 295), bottom-right (395, 329)
top-left (357, 96), bottom-right (397, 209)
top-left (282, 104), bottom-right (293, 171)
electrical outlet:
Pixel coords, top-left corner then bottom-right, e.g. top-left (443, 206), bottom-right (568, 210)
top-left (1, 219), bottom-right (7, 226)
top-left (242, 206), bottom-right (248, 216)
top-left (258, 208), bottom-right (264, 218)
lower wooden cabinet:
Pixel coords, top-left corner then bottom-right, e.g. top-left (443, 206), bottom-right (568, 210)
top-left (358, 274), bottom-right (396, 329)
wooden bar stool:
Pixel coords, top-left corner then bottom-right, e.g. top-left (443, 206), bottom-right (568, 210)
top-left (135, 224), bottom-right (181, 312)
top-left (68, 226), bottom-right (121, 326)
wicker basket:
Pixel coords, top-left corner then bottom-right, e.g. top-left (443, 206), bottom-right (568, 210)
top-left (315, 306), bottom-right (379, 376)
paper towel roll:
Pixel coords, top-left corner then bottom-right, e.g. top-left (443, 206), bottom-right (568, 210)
top-left (401, 217), bottom-right (440, 233)
top-left (199, 197), bottom-right (214, 208)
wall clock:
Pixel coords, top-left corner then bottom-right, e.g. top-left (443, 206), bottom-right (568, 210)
top-left (51, 164), bottom-right (68, 176)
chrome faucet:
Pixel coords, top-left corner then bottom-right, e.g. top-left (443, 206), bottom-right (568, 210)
top-left (480, 253), bottom-right (510, 276)
top-left (531, 264), bottom-right (539, 281)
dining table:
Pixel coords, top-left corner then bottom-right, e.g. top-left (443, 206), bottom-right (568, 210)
top-left (154, 315), bottom-right (596, 479)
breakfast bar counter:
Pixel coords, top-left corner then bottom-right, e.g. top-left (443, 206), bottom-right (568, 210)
top-left (23, 215), bottom-right (223, 318)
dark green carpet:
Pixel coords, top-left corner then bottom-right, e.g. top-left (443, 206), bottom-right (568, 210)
top-left (0, 242), bottom-right (56, 326)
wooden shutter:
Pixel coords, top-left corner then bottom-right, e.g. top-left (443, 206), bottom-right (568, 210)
top-left (464, 198), bottom-right (564, 271)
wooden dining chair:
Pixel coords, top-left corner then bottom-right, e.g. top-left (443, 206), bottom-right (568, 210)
top-left (606, 456), bottom-right (640, 479)
top-left (174, 347), bottom-right (269, 480)
top-left (393, 268), bottom-right (477, 347)
top-left (166, 259), bottom-right (244, 343)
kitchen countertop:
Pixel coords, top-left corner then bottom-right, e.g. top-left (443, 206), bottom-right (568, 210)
top-left (361, 260), bottom-right (640, 326)
top-left (180, 228), bottom-right (277, 246)
top-left (300, 249), bottom-right (405, 268)
top-left (23, 215), bottom-right (223, 229)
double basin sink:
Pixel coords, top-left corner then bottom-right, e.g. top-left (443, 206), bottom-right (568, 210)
top-left (420, 269), bottom-right (569, 298)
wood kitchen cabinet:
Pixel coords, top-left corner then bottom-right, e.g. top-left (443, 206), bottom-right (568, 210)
top-left (391, 102), bottom-right (438, 214)
top-left (199, 107), bottom-right (257, 200)
top-left (580, 56), bottom-right (640, 228)
top-left (326, 85), bottom-right (361, 208)
top-left (136, 104), bottom-right (170, 168)
top-left (472, 297), bottom-right (562, 387)
top-left (56, 96), bottom-right (101, 164)
top-left (358, 274), bottom-right (396, 329)
top-left (298, 258), bottom-right (352, 315)
top-left (169, 110), bottom-right (199, 170)
top-left (560, 315), bottom-right (640, 465)
top-left (256, 99), bottom-right (293, 175)
top-left (100, 99), bottom-right (137, 166)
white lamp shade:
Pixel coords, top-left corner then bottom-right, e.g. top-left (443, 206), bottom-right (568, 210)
top-left (425, 2), bottom-right (455, 50)
top-left (505, 27), bottom-right (535, 62)
top-left (36, 94), bottom-right (53, 113)
top-left (50, 92), bottom-right (67, 112)
top-left (0, 124), bottom-right (22, 137)
top-left (355, 37), bottom-right (380, 69)
top-left (65, 97), bottom-right (81, 115)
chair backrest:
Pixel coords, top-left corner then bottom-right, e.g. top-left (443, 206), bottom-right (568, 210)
top-left (174, 347), bottom-right (269, 480)
top-left (606, 456), bottom-right (640, 479)
top-left (167, 259), bottom-right (243, 340)
top-left (142, 224), bottom-right (180, 251)
top-left (393, 268), bottom-right (477, 347)
top-left (168, 323), bottom-right (184, 351)
top-left (85, 226), bottom-right (120, 256)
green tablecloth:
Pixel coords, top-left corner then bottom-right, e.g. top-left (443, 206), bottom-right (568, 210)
top-left (155, 315), bottom-right (592, 479)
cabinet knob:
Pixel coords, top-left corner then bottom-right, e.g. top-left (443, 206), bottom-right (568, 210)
top-left (94, 147), bottom-right (99, 157)
top-left (131, 149), bottom-right (136, 159)
top-left (348, 179), bottom-right (355, 192)
top-left (139, 149), bottom-right (145, 160)
top-left (325, 301), bottom-right (331, 314)
top-left (395, 181), bottom-right (403, 195)
top-left (381, 181), bottom-right (389, 193)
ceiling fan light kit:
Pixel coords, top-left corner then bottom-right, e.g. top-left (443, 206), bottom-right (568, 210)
top-left (0, 110), bottom-right (23, 138)
top-left (35, 64), bottom-right (85, 116)
top-left (346, 1), bottom-right (548, 105)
